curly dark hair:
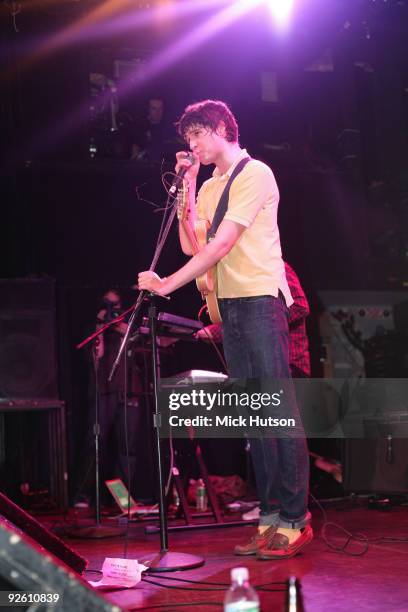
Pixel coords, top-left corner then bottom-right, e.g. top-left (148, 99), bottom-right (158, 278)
top-left (176, 99), bottom-right (239, 143)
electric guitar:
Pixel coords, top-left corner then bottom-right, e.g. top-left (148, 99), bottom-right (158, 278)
top-left (176, 184), bottom-right (222, 324)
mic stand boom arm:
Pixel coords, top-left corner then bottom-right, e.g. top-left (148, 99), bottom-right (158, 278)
top-left (76, 303), bottom-right (136, 351)
top-left (107, 181), bottom-right (180, 382)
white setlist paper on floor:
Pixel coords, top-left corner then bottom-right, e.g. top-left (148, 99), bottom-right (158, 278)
top-left (89, 557), bottom-right (148, 590)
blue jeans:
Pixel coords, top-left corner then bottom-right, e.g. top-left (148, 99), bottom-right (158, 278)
top-left (219, 295), bottom-right (310, 529)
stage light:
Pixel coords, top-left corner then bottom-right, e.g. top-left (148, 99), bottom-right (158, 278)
top-left (267, 0), bottom-right (294, 26)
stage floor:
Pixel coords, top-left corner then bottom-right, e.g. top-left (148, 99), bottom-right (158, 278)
top-left (45, 501), bottom-right (408, 611)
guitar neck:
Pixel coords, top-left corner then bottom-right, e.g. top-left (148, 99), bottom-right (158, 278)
top-left (177, 183), bottom-right (199, 253)
top-left (176, 184), bottom-right (221, 324)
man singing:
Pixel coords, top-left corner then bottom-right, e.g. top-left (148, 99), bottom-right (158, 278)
top-left (138, 99), bottom-right (312, 559)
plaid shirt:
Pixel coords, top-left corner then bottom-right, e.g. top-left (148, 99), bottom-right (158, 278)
top-left (285, 262), bottom-right (310, 377)
top-left (201, 262), bottom-right (310, 377)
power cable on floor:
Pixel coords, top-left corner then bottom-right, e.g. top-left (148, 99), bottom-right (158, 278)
top-left (311, 492), bottom-right (408, 556)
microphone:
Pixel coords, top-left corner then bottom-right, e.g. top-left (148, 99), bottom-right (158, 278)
top-left (169, 153), bottom-right (195, 195)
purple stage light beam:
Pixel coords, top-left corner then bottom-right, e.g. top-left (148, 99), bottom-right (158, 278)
top-left (116, 0), bottom-right (263, 103)
top-left (16, 0), bottom-right (263, 163)
top-left (3, 0), bottom-right (226, 83)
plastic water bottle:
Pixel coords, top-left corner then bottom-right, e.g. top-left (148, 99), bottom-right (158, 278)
top-left (286, 576), bottom-right (304, 612)
top-left (196, 478), bottom-right (208, 512)
top-left (224, 567), bottom-right (260, 611)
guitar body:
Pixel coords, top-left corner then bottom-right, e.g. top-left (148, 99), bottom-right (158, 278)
top-left (177, 185), bottom-right (222, 324)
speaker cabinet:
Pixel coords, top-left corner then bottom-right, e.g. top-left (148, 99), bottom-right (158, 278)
top-left (0, 400), bottom-right (68, 508)
top-left (343, 424), bottom-right (408, 494)
top-left (0, 278), bottom-right (59, 399)
top-left (0, 520), bottom-right (117, 611)
top-left (0, 492), bottom-right (85, 574)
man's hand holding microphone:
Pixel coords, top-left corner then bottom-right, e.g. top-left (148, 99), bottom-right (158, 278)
top-left (137, 151), bottom-right (199, 296)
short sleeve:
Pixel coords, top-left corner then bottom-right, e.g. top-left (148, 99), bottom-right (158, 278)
top-left (224, 162), bottom-right (279, 228)
top-left (196, 179), bottom-right (212, 220)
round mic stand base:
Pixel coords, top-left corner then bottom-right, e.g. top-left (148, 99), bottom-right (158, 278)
top-left (140, 551), bottom-right (204, 573)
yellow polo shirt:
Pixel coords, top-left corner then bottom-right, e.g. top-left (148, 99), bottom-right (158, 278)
top-left (196, 149), bottom-right (293, 305)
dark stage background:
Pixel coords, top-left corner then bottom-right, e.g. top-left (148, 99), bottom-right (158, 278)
top-left (1, 0), bottom-right (408, 505)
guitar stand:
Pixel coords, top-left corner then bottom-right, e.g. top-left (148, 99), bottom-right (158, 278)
top-left (146, 423), bottom-right (255, 534)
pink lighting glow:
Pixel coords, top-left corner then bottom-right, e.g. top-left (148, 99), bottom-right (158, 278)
top-left (268, 0), bottom-right (294, 26)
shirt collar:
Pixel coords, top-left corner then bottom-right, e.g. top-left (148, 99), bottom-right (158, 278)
top-left (212, 148), bottom-right (248, 179)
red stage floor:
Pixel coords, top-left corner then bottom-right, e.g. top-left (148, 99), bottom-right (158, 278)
top-left (39, 500), bottom-right (408, 611)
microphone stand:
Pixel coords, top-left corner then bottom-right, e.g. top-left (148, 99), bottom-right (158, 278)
top-left (71, 299), bottom-right (151, 540)
top-left (68, 332), bottom-right (125, 539)
top-left (107, 182), bottom-right (204, 572)
top-left (139, 294), bottom-right (204, 572)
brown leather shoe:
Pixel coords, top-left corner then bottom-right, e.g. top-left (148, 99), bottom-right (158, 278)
top-left (257, 525), bottom-right (313, 560)
top-left (234, 524), bottom-right (278, 556)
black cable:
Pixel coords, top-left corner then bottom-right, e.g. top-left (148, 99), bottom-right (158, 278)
top-left (71, 457), bottom-right (93, 505)
top-left (309, 491), bottom-right (328, 523)
top-left (142, 337), bottom-right (159, 511)
top-left (371, 536), bottom-right (408, 543)
top-left (142, 576), bottom-right (285, 594)
top-left (145, 574), bottom-right (286, 588)
top-left (197, 306), bottom-right (228, 373)
top-left (142, 576), bottom-right (225, 592)
top-left (310, 492), bottom-right (408, 556)
top-left (321, 521), bottom-right (369, 556)
top-left (253, 581), bottom-right (287, 590)
top-left (155, 176), bottom-right (179, 257)
top-left (311, 492), bottom-right (370, 556)
top-left (143, 574), bottom-right (234, 586)
top-left (123, 343), bottom-right (132, 560)
top-left (83, 569), bottom-right (103, 576)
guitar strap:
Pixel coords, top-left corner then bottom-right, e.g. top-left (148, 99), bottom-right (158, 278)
top-left (206, 156), bottom-right (251, 242)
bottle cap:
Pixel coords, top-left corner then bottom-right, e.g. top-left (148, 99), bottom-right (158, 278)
top-left (231, 567), bottom-right (249, 583)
